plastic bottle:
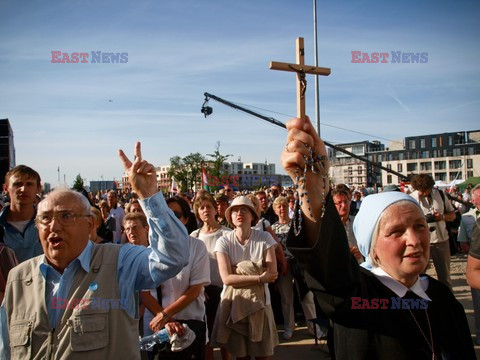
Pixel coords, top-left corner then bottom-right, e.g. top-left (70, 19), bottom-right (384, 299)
top-left (139, 328), bottom-right (170, 351)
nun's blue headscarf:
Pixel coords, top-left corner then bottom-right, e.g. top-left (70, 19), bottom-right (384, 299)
top-left (353, 192), bottom-right (421, 270)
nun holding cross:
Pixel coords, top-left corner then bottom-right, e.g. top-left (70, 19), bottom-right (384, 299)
top-left (281, 116), bottom-right (475, 360)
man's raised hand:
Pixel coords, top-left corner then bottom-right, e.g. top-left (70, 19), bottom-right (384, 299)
top-left (118, 142), bottom-right (157, 199)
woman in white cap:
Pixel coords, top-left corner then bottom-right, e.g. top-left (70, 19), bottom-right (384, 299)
top-left (211, 196), bottom-right (279, 360)
top-left (281, 116), bottom-right (474, 359)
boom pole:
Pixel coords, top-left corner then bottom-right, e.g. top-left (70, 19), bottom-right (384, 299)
top-left (202, 92), bottom-right (409, 181)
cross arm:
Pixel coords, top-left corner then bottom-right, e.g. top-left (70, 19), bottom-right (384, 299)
top-left (269, 61), bottom-right (331, 76)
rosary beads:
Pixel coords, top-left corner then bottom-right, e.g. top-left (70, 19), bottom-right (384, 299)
top-left (291, 143), bottom-right (329, 236)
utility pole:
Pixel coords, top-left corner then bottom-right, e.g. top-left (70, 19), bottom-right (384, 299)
top-left (313, 0), bottom-right (321, 135)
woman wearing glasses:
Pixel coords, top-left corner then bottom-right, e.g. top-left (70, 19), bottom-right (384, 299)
top-left (211, 196), bottom-right (279, 360)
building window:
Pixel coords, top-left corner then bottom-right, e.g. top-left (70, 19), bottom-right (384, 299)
top-left (348, 167), bottom-right (353, 175)
top-left (452, 148), bottom-right (461, 156)
top-left (357, 177), bottom-right (362, 183)
top-left (397, 164), bottom-right (403, 172)
top-left (449, 160), bottom-right (462, 169)
top-left (448, 136), bottom-right (453, 146)
top-left (454, 133), bottom-right (465, 145)
top-left (407, 163), bottom-right (417, 172)
top-left (431, 138), bottom-right (437, 148)
top-left (398, 153), bottom-right (404, 161)
top-left (358, 166), bottom-right (363, 175)
top-left (421, 151), bottom-right (429, 159)
top-left (434, 161), bottom-right (446, 170)
top-left (420, 139), bottom-right (425, 148)
top-left (420, 162), bottom-right (432, 171)
top-left (435, 173), bottom-right (446, 181)
top-left (468, 171), bottom-right (474, 178)
top-left (468, 147), bottom-right (474, 155)
top-left (386, 164), bottom-right (392, 170)
top-left (408, 140), bottom-right (416, 150)
top-left (450, 172), bottom-right (462, 181)
top-left (467, 159), bottom-right (473, 168)
top-left (387, 175), bottom-right (392, 184)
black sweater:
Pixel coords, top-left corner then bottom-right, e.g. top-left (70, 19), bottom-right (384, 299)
top-left (287, 193), bottom-right (475, 360)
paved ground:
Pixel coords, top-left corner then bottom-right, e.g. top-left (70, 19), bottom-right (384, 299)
top-left (214, 253), bottom-right (480, 359)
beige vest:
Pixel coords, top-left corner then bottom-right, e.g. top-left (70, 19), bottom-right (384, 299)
top-left (4, 243), bottom-right (140, 360)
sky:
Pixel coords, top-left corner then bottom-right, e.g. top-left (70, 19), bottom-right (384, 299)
top-left (0, 0), bottom-right (479, 187)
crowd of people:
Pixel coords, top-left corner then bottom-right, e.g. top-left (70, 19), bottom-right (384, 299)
top-left (0, 130), bottom-right (478, 359)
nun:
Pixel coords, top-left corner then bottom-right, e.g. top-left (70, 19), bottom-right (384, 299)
top-left (281, 116), bottom-right (474, 360)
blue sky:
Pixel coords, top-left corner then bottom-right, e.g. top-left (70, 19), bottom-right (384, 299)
top-left (1, 0), bottom-right (479, 187)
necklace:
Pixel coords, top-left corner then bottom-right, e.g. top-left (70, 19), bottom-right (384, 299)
top-left (408, 308), bottom-right (436, 360)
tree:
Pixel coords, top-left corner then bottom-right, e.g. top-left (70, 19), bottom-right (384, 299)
top-left (168, 153), bottom-right (206, 192)
top-left (183, 152), bottom-right (205, 190)
top-left (168, 156), bottom-right (189, 193)
top-left (206, 141), bottom-right (233, 191)
top-left (72, 174), bottom-right (85, 191)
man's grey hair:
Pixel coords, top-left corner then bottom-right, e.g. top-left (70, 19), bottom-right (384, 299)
top-left (39, 188), bottom-right (92, 215)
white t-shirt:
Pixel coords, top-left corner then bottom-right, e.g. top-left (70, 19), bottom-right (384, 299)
top-left (109, 206), bottom-right (125, 244)
top-left (190, 227), bottom-right (232, 287)
top-left (214, 229), bottom-right (277, 304)
top-left (8, 219), bottom-right (30, 234)
top-left (160, 236), bottom-right (210, 321)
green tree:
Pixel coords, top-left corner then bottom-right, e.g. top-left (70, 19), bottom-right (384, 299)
top-left (183, 152), bottom-right (205, 190)
top-left (168, 153), bottom-right (206, 192)
top-left (72, 174), bottom-right (85, 191)
top-left (206, 141), bottom-right (233, 191)
top-left (168, 156), bottom-right (189, 193)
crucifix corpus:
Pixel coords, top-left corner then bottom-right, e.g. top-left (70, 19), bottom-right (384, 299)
top-left (270, 37), bottom-right (331, 120)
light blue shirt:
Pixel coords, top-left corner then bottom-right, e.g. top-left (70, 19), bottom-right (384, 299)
top-left (458, 207), bottom-right (480, 244)
top-left (0, 191), bottom-right (189, 359)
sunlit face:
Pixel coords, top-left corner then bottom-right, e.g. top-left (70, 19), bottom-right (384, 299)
top-left (37, 192), bottom-right (93, 273)
top-left (5, 174), bottom-right (41, 207)
top-left (472, 189), bottom-right (480, 210)
top-left (333, 194), bottom-right (351, 219)
top-left (274, 202), bottom-right (289, 220)
top-left (216, 201), bottom-right (228, 217)
top-left (129, 203), bottom-right (143, 214)
top-left (107, 192), bottom-right (117, 208)
top-left (198, 200), bottom-right (217, 223)
top-left (372, 202), bottom-right (430, 287)
top-left (224, 186), bottom-right (234, 200)
top-left (100, 205), bottom-right (109, 219)
top-left (124, 219), bottom-right (149, 247)
top-left (231, 205), bottom-right (254, 228)
top-left (256, 193), bottom-right (269, 211)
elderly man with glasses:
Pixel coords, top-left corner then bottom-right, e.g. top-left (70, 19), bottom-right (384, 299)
top-left (0, 142), bottom-right (189, 359)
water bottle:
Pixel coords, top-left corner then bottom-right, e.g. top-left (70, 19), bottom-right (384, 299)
top-left (139, 328), bottom-right (170, 351)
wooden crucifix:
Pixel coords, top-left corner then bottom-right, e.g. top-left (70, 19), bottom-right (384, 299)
top-left (270, 37), bottom-right (330, 120)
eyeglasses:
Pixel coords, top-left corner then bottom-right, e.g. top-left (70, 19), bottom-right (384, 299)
top-left (334, 200), bottom-right (349, 207)
top-left (35, 211), bottom-right (91, 227)
top-left (231, 207), bottom-right (251, 215)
